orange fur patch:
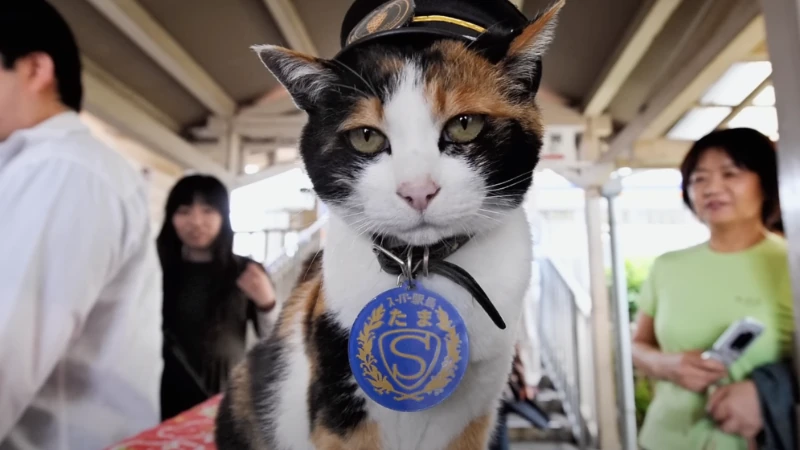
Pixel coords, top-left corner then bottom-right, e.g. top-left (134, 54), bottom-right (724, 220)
top-left (445, 415), bottom-right (493, 450)
top-left (378, 56), bottom-right (405, 76)
top-left (229, 362), bottom-right (252, 419)
top-left (276, 272), bottom-right (323, 340)
top-left (424, 41), bottom-right (543, 134)
top-left (508, 0), bottom-right (565, 56)
top-left (340, 97), bottom-right (384, 132)
top-left (311, 422), bottom-right (382, 450)
top-left (277, 46), bottom-right (319, 65)
top-left (227, 361), bottom-right (269, 449)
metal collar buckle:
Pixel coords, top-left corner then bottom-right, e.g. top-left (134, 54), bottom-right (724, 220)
top-left (372, 244), bottom-right (430, 288)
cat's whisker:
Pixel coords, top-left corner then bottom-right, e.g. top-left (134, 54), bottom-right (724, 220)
top-left (482, 198), bottom-right (516, 209)
top-left (328, 59), bottom-right (381, 98)
top-left (464, 20), bottom-right (505, 51)
top-left (484, 173), bottom-right (533, 192)
top-left (458, 221), bottom-right (472, 238)
top-left (483, 177), bottom-right (533, 194)
top-left (338, 210), bottom-right (367, 220)
top-left (478, 208), bottom-right (507, 217)
top-left (332, 83), bottom-right (374, 98)
top-left (484, 194), bottom-right (523, 200)
top-left (474, 212), bottom-right (502, 224)
top-left (300, 248), bottom-right (324, 282)
top-left (483, 170), bottom-right (531, 188)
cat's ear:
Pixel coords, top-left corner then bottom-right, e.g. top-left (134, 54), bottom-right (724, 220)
top-left (503, 0), bottom-right (564, 90)
top-left (253, 45), bottom-right (338, 111)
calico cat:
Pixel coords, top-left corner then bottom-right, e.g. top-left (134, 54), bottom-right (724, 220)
top-left (215, 0), bottom-right (563, 449)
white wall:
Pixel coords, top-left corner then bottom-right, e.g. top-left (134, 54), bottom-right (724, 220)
top-left (528, 168), bottom-right (710, 294)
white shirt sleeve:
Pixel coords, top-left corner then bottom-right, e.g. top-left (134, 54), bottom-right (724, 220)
top-left (0, 159), bottom-right (125, 440)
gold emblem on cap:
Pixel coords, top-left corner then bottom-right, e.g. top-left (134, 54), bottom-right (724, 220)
top-left (347, 0), bottom-right (414, 46)
top-left (367, 10), bottom-right (389, 33)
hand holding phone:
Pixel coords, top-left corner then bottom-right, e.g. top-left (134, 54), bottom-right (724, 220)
top-left (701, 317), bottom-right (765, 368)
top-left (665, 350), bottom-right (728, 393)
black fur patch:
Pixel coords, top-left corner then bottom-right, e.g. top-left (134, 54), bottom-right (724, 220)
top-left (215, 334), bottom-right (288, 450)
top-left (307, 312), bottom-right (367, 436)
top-left (249, 332), bottom-right (289, 447)
top-left (214, 393), bottom-right (253, 450)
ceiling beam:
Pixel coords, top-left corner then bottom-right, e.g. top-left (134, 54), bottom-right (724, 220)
top-left (539, 101), bottom-right (587, 127)
top-left (234, 161), bottom-right (303, 188)
top-left (83, 68), bottom-right (233, 184)
top-left (718, 77), bottom-right (772, 128)
top-left (85, 0), bottom-right (236, 117)
top-left (602, 3), bottom-right (763, 163)
top-left (583, 0), bottom-right (683, 116)
top-left (81, 57), bottom-right (180, 133)
top-left (80, 112), bottom-right (185, 178)
top-left (621, 138), bottom-right (693, 168)
top-left (261, 0), bottom-right (319, 56)
top-left (240, 96), bottom-right (302, 117)
top-left (640, 15), bottom-right (765, 140)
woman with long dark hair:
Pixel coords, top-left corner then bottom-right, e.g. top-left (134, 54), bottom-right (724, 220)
top-left (157, 174), bottom-right (276, 420)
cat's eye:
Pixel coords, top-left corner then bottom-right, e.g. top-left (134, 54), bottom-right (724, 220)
top-left (345, 127), bottom-right (387, 154)
top-left (444, 114), bottom-right (485, 143)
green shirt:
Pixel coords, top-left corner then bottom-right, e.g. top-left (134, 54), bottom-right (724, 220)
top-left (638, 233), bottom-right (794, 450)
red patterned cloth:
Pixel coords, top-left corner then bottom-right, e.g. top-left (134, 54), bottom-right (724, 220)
top-left (105, 395), bottom-right (222, 450)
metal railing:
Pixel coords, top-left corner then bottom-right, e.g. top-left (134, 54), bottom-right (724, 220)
top-left (537, 257), bottom-right (598, 449)
top-left (247, 214), bottom-right (328, 344)
top-left (265, 215), bottom-right (328, 300)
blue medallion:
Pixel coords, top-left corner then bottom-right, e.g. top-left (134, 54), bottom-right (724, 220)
top-left (348, 281), bottom-right (470, 412)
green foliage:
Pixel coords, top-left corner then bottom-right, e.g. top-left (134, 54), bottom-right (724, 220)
top-left (625, 258), bottom-right (656, 426)
top-left (625, 257), bottom-right (652, 319)
top-left (634, 372), bottom-right (655, 428)
top-left (605, 258), bottom-right (658, 425)
top-left (607, 257), bottom-right (654, 321)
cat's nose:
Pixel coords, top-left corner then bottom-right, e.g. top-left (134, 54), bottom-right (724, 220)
top-left (397, 179), bottom-right (441, 212)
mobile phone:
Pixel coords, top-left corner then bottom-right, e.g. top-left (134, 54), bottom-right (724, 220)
top-left (701, 317), bottom-right (765, 367)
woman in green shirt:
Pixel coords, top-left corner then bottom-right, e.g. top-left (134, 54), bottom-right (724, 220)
top-left (632, 128), bottom-right (793, 450)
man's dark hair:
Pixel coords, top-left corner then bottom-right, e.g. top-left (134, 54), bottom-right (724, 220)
top-left (0, 1), bottom-right (83, 111)
top-left (680, 127), bottom-right (780, 229)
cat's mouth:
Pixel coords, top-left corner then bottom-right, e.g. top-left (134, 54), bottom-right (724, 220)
top-left (394, 221), bottom-right (456, 246)
top-left (403, 221), bottom-right (443, 232)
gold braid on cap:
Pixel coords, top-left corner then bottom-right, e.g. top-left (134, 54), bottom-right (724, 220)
top-left (411, 15), bottom-right (487, 33)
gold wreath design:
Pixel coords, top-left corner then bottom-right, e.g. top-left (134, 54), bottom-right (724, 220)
top-left (356, 304), bottom-right (462, 402)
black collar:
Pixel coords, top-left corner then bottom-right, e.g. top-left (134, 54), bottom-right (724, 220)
top-left (371, 234), bottom-right (506, 329)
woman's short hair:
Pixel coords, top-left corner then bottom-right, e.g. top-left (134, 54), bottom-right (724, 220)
top-left (679, 127), bottom-right (780, 228)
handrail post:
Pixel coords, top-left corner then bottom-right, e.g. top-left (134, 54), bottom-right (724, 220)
top-left (603, 179), bottom-right (638, 450)
top-left (759, 0), bottom-right (800, 440)
top-left (569, 297), bottom-right (587, 449)
top-left (585, 186), bottom-right (621, 450)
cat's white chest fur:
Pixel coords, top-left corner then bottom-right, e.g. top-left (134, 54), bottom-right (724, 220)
top-left (321, 208), bottom-right (532, 450)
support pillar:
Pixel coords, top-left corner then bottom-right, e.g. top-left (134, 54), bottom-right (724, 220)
top-left (584, 186), bottom-right (621, 450)
top-left (603, 178), bottom-right (638, 450)
top-left (760, 0), bottom-right (800, 438)
top-left (225, 129), bottom-right (242, 176)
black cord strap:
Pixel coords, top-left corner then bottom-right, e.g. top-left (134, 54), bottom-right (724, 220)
top-left (372, 235), bottom-right (506, 330)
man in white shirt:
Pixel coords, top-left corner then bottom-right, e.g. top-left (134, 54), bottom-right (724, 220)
top-left (0, 2), bottom-right (163, 449)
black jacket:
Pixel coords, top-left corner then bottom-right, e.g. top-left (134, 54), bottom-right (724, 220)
top-left (753, 359), bottom-right (797, 450)
top-left (160, 256), bottom-right (270, 420)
